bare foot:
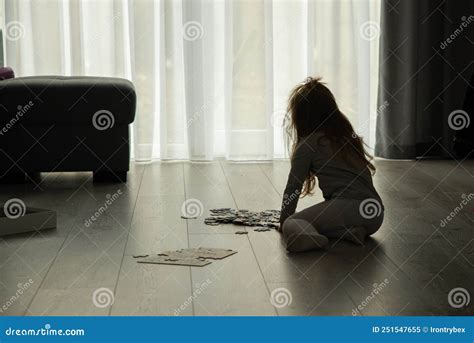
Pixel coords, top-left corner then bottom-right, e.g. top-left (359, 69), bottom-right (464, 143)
top-left (283, 219), bottom-right (329, 252)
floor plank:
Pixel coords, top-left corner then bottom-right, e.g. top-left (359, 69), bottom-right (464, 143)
top-left (184, 162), bottom-right (276, 315)
top-left (111, 162), bottom-right (193, 316)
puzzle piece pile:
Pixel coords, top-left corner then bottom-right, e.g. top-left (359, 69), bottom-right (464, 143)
top-left (204, 208), bottom-right (280, 229)
top-left (134, 247), bottom-right (237, 267)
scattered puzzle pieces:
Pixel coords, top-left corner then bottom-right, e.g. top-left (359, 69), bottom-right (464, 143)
top-left (135, 247), bottom-right (237, 267)
top-left (204, 209), bottom-right (280, 229)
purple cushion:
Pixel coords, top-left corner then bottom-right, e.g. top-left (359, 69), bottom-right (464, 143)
top-left (0, 67), bottom-right (15, 80)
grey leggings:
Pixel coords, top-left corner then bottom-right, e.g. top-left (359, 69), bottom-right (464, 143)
top-left (282, 198), bottom-right (384, 251)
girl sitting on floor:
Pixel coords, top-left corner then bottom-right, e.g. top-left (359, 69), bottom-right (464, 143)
top-left (279, 77), bottom-right (384, 252)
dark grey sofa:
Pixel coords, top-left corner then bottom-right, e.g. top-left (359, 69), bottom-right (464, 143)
top-left (0, 76), bottom-right (136, 183)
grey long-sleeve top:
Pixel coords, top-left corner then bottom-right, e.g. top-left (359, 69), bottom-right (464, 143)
top-left (280, 133), bottom-right (382, 224)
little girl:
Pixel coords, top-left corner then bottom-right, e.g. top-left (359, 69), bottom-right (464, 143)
top-left (279, 77), bottom-right (384, 252)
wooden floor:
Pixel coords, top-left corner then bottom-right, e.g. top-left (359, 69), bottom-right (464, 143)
top-left (0, 160), bottom-right (473, 316)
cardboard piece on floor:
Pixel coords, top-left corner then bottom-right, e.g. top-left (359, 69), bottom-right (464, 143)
top-left (137, 255), bottom-right (211, 267)
top-left (159, 247), bottom-right (237, 260)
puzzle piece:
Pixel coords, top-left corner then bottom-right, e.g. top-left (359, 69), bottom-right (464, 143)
top-left (135, 247), bottom-right (237, 268)
top-left (132, 254), bottom-right (150, 258)
top-left (137, 255), bottom-right (211, 267)
top-left (159, 247), bottom-right (237, 260)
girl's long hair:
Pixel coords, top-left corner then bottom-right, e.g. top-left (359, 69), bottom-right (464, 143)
top-left (283, 77), bottom-right (376, 197)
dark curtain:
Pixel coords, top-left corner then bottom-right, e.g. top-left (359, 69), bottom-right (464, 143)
top-left (375, 0), bottom-right (474, 159)
top-left (0, 30), bottom-right (3, 67)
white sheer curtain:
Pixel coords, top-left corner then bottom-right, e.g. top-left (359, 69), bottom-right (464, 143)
top-left (2, 0), bottom-right (380, 161)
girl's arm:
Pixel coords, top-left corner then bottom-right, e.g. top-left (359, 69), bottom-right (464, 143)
top-left (279, 142), bottom-right (312, 227)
